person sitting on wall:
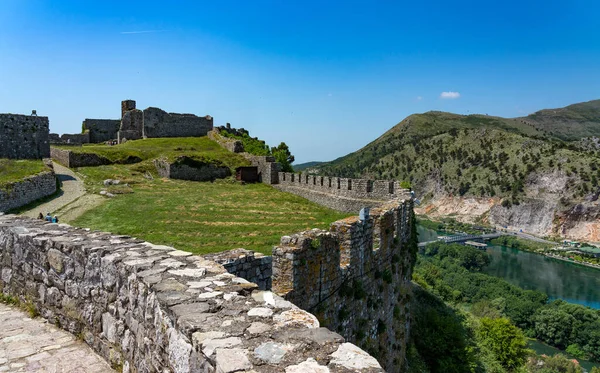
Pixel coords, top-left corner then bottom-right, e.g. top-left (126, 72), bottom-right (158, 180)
top-left (38, 212), bottom-right (44, 220)
top-left (52, 215), bottom-right (59, 223)
top-left (45, 213), bottom-right (52, 222)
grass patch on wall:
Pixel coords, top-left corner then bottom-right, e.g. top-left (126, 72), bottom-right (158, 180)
top-left (0, 159), bottom-right (49, 187)
top-left (53, 137), bottom-right (250, 169)
top-left (70, 177), bottom-right (349, 255)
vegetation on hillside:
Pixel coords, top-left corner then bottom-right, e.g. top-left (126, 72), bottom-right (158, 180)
top-left (408, 242), bottom-right (600, 373)
top-left (219, 128), bottom-right (295, 172)
top-left (314, 102), bottom-right (600, 207)
top-left (0, 159), bottom-right (50, 187)
top-left (526, 99), bottom-right (600, 141)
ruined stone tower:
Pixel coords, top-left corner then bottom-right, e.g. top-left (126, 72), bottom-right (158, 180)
top-left (118, 99), bottom-right (144, 143)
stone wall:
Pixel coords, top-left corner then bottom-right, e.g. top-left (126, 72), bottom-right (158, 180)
top-left (143, 107), bottom-right (213, 139)
top-left (49, 132), bottom-right (90, 145)
top-left (50, 148), bottom-right (111, 168)
top-left (154, 157), bottom-right (231, 182)
top-left (275, 172), bottom-right (411, 212)
top-left (203, 249), bottom-right (272, 290)
top-left (0, 171), bottom-right (57, 212)
top-left (272, 200), bottom-right (416, 372)
top-left (0, 215), bottom-right (383, 372)
top-left (82, 119), bottom-right (121, 143)
top-left (207, 130), bottom-right (244, 153)
top-left (0, 114), bottom-right (50, 159)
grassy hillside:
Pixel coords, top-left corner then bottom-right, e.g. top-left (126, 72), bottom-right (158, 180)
top-left (0, 159), bottom-right (50, 186)
top-left (58, 137), bottom-right (348, 255)
top-left (294, 161), bottom-right (324, 171)
top-left (523, 99), bottom-right (600, 141)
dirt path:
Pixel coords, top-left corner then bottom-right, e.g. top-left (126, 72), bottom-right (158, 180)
top-left (20, 162), bottom-right (103, 222)
top-left (0, 303), bottom-right (114, 372)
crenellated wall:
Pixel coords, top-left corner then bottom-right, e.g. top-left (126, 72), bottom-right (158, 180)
top-left (0, 171), bottom-right (57, 212)
top-left (272, 199), bottom-right (416, 372)
top-left (0, 114), bottom-right (50, 159)
top-left (275, 172), bottom-right (411, 212)
top-left (0, 215), bottom-right (384, 373)
top-left (203, 248), bottom-right (272, 290)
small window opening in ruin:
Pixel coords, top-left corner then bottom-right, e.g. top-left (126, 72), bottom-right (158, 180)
top-left (328, 178), bottom-right (332, 187)
top-left (320, 177), bottom-right (324, 186)
top-left (305, 175), bottom-right (309, 184)
top-left (337, 179), bottom-right (341, 189)
top-left (348, 179), bottom-right (352, 190)
top-left (389, 181), bottom-right (395, 194)
top-left (282, 173), bottom-right (286, 181)
top-left (291, 174), bottom-right (295, 182)
top-left (367, 180), bottom-right (374, 193)
top-left (313, 177), bottom-right (316, 185)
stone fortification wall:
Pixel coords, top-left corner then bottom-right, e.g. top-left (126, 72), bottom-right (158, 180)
top-left (275, 172), bottom-right (410, 212)
top-left (143, 107), bottom-right (213, 139)
top-left (154, 157), bottom-right (231, 182)
top-left (208, 128), bottom-right (281, 184)
top-left (82, 119), bottom-right (121, 143)
top-left (203, 249), bottom-right (272, 290)
top-left (207, 129), bottom-right (244, 153)
top-left (50, 148), bottom-right (111, 168)
top-left (0, 114), bottom-right (50, 159)
top-left (0, 215), bottom-right (383, 373)
top-left (49, 132), bottom-right (90, 145)
top-left (0, 171), bottom-right (57, 212)
top-left (272, 200), bottom-right (416, 372)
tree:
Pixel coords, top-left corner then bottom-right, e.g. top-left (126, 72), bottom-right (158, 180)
top-left (477, 317), bottom-right (529, 371)
top-left (271, 142), bottom-right (295, 172)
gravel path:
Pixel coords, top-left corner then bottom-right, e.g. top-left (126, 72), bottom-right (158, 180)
top-left (21, 162), bottom-right (87, 219)
top-left (0, 303), bottom-right (114, 372)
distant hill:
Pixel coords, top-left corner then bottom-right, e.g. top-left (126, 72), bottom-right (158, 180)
top-left (293, 161), bottom-right (324, 171)
top-left (520, 99), bottom-right (600, 141)
top-left (313, 99), bottom-right (600, 241)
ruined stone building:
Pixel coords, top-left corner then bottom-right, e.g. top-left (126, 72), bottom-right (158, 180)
top-left (0, 113), bottom-right (50, 159)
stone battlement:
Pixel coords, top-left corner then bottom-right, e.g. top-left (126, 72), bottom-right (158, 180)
top-left (275, 172), bottom-right (411, 212)
top-left (271, 199), bottom-right (415, 372)
top-left (0, 215), bottom-right (383, 372)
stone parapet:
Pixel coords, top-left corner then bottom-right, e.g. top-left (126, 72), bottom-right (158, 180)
top-left (275, 172), bottom-right (411, 212)
top-left (153, 157), bottom-right (231, 182)
top-left (0, 215), bottom-right (383, 372)
top-left (203, 248), bottom-right (272, 290)
top-left (272, 200), bottom-right (415, 372)
top-left (0, 171), bottom-right (57, 213)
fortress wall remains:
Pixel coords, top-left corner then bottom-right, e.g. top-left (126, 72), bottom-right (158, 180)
top-left (271, 199), bottom-right (416, 372)
top-left (0, 114), bottom-right (50, 159)
top-left (49, 132), bottom-right (90, 145)
top-left (82, 119), bottom-right (121, 143)
top-left (275, 172), bottom-right (410, 212)
top-left (0, 171), bottom-right (57, 213)
top-left (50, 148), bottom-right (112, 168)
top-left (203, 249), bottom-right (272, 290)
top-left (143, 107), bottom-right (213, 139)
top-left (0, 215), bottom-right (383, 372)
top-left (153, 158), bottom-right (231, 182)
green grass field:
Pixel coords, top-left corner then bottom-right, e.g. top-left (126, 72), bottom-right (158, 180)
top-left (71, 178), bottom-right (349, 255)
top-left (0, 159), bottom-right (49, 187)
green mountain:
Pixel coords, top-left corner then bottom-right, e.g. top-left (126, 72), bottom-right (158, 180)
top-left (293, 161), bottom-right (324, 171)
top-left (314, 100), bottom-right (600, 241)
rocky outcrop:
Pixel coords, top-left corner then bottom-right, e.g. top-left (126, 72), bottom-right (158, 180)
top-left (0, 215), bottom-right (383, 372)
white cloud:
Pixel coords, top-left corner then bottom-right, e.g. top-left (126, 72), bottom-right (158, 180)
top-left (440, 91), bottom-right (461, 99)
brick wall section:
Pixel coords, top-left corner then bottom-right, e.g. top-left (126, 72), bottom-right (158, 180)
top-left (275, 172), bottom-right (411, 213)
top-left (0, 215), bottom-right (384, 372)
top-left (0, 171), bottom-right (57, 212)
top-left (82, 119), bottom-right (121, 143)
top-left (143, 107), bottom-right (213, 139)
top-left (203, 249), bottom-right (272, 290)
top-left (0, 114), bottom-right (50, 159)
top-left (153, 158), bottom-right (231, 182)
top-left (272, 200), bottom-right (415, 372)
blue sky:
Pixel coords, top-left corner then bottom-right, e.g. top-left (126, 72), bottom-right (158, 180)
top-left (1, 1), bottom-right (599, 163)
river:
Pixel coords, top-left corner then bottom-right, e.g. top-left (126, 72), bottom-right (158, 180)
top-left (417, 225), bottom-right (600, 370)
